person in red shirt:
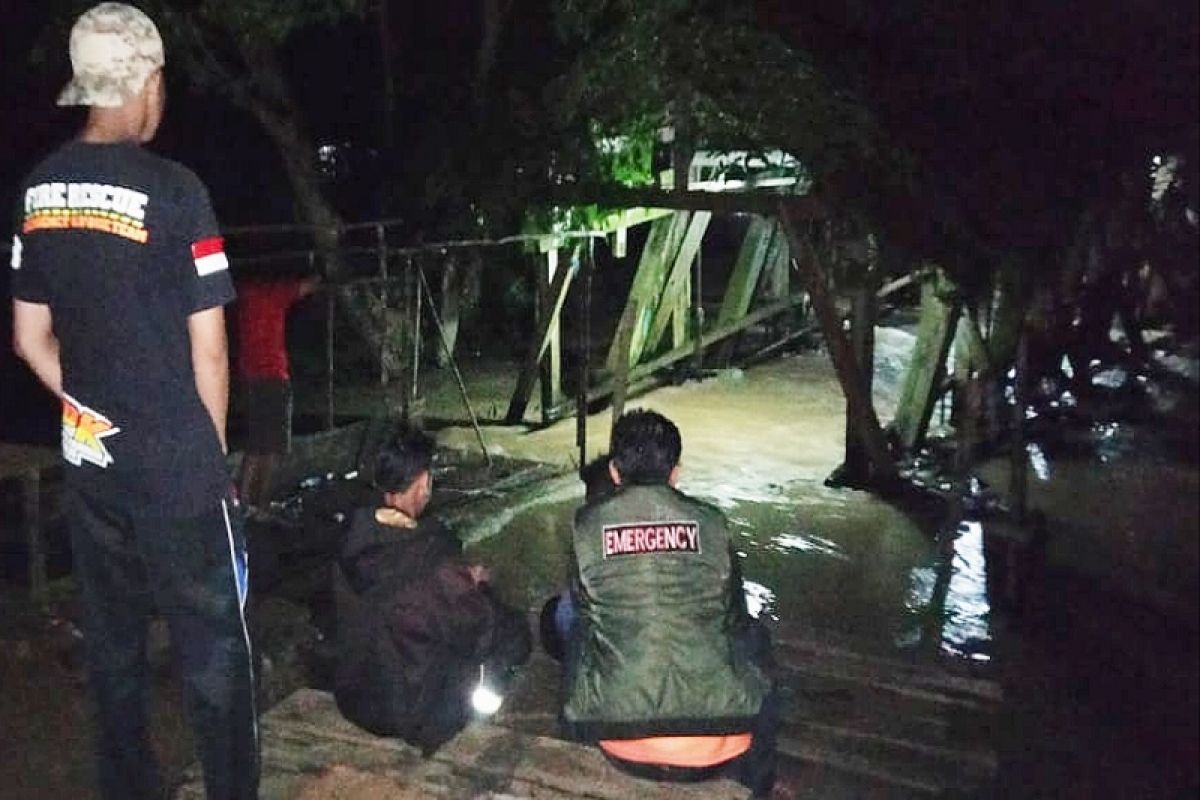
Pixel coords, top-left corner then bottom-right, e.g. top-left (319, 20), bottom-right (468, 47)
top-left (235, 273), bottom-right (320, 508)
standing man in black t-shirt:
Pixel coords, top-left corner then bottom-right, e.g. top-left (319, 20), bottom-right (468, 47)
top-left (10, 5), bottom-right (258, 799)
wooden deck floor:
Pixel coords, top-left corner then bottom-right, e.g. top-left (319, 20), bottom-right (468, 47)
top-left (174, 688), bottom-right (747, 800)
top-left (174, 633), bottom-right (1000, 799)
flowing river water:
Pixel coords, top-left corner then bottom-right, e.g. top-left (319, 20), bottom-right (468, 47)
top-left (436, 337), bottom-right (1198, 796)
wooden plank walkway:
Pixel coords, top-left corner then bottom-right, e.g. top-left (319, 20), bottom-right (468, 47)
top-left (499, 634), bottom-right (1000, 799)
top-left (174, 632), bottom-right (1000, 799)
top-left (174, 688), bottom-right (747, 799)
top-left (0, 442), bottom-right (61, 605)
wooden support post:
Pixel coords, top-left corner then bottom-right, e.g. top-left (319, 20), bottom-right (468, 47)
top-left (23, 469), bottom-right (45, 607)
top-left (539, 248), bottom-right (565, 424)
top-left (645, 211), bottom-right (710, 355)
top-left (417, 266), bottom-right (492, 466)
top-left (840, 282), bottom-right (878, 484)
top-left (691, 246), bottom-right (705, 373)
top-left (377, 224), bottom-right (389, 386)
top-left (325, 287), bottom-right (335, 430)
top-left (892, 273), bottom-right (962, 453)
top-left (437, 254), bottom-right (461, 369)
top-left (504, 253), bottom-right (577, 424)
top-left (408, 257), bottom-right (421, 421)
top-left (576, 242), bottom-right (594, 471)
top-left (1010, 325), bottom-right (1030, 522)
top-left (953, 305), bottom-right (990, 473)
top-left (672, 257), bottom-right (691, 350)
top-left (608, 304), bottom-right (637, 434)
top-left (985, 274), bottom-right (1028, 377)
top-left (605, 213), bottom-right (691, 373)
top-left (714, 217), bottom-right (776, 364)
top-left (778, 206), bottom-right (897, 484)
top-left (762, 222), bottom-right (791, 302)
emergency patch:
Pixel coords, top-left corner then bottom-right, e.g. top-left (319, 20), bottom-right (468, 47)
top-left (9, 235), bottom-right (21, 269)
top-left (602, 520), bottom-right (701, 558)
top-left (192, 236), bottom-right (229, 276)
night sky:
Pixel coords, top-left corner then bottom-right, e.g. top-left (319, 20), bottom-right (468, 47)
top-left (1, 1), bottom-right (1196, 230)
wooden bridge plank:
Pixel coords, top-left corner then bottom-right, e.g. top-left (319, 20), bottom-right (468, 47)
top-left (176, 689), bottom-right (748, 800)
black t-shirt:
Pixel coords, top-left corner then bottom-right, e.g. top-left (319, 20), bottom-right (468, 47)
top-left (11, 140), bottom-right (235, 517)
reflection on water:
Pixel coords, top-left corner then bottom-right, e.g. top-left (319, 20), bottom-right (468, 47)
top-left (940, 521), bottom-right (992, 662)
top-left (1027, 442), bottom-right (1052, 481)
top-left (742, 580), bottom-right (777, 621)
top-left (768, 533), bottom-right (850, 560)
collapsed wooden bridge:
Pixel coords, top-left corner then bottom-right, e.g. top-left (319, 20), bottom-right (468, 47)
top-left (226, 168), bottom-right (1041, 507)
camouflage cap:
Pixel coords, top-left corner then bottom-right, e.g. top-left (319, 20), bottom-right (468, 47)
top-left (57, 3), bottom-right (164, 108)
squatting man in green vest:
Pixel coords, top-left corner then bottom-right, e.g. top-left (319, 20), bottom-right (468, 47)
top-left (547, 409), bottom-right (793, 798)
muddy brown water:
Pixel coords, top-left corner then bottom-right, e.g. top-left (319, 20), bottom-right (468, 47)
top-left (448, 351), bottom-right (1199, 796)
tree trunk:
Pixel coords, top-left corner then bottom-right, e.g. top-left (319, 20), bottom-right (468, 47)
top-left (474, 0), bottom-right (510, 108)
top-left (892, 271), bottom-right (961, 453)
top-left (779, 207), bottom-right (897, 485)
top-left (840, 282), bottom-right (878, 484)
top-left (231, 42), bottom-right (407, 380)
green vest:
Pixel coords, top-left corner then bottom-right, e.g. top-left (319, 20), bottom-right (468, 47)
top-left (562, 484), bottom-right (771, 740)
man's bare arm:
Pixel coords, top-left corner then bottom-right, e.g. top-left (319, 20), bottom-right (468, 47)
top-left (12, 300), bottom-right (63, 399)
top-left (188, 306), bottom-right (230, 454)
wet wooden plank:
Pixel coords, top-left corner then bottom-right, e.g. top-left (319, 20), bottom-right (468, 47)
top-left (0, 443), bottom-right (60, 478)
top-left (775, 637), bottom-right (1002, 704)
top-left (175, 689), bottom-right (748, 800)
top-left (0, 443), bottom-right (60, 605)
top-left (772, 633), bottom-right (999, 796)
top-left (497, 633), bottom-right (1000, 798)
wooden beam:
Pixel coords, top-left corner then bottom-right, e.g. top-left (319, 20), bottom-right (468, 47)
top-left (436, 255), bottom-right (463, 369)
top-left (605, 213), bottom-right (692, 373)
top-left (645, 211), bottom-right (711, 354)
top-left (538, 249), bottom-right (564, 423)
top-left (672, 266), bottom-right (691, 350)
top-left (892, 274), bottom-right (962, 452)
top-left (714, 216), bottom-right (780, 363)
top-left (840, 282), bottom-right (878, 484)
top-left (503, 254), bottom-right (577, 424)
top-left (582, 295), bottom-right (807, 408)
top-left (551, 186), bottom-right (827, 219)
top-left (762, 221), bottom-right (791, 301)
top-left (717, 217), bottom-right (776, 326)
top-left (24, 469), bottom-right (45, 607)
top-left (1009, 325), bottom-right (1030, 522)
top-left (778, 205), bottom-right (898, 484)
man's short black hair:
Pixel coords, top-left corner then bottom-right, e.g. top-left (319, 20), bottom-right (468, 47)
top-left (374, 426), bottom-right (435, 493)
top-left (609, 409), bottom-right (681, 485)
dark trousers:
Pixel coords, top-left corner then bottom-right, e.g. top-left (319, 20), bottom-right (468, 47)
top-left (67, 487), bottom-right (259, 800)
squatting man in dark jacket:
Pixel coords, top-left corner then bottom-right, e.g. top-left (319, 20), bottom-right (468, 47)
top-left (552, 409), bottom-right (790, 798)
top-left (332, 427), bottom-right (531, 754)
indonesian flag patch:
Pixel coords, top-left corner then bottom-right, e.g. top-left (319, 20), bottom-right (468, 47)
top-left (602, 520), bottom-right (701, 559)
top-left (191, 236), bottom-right (229, 276)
